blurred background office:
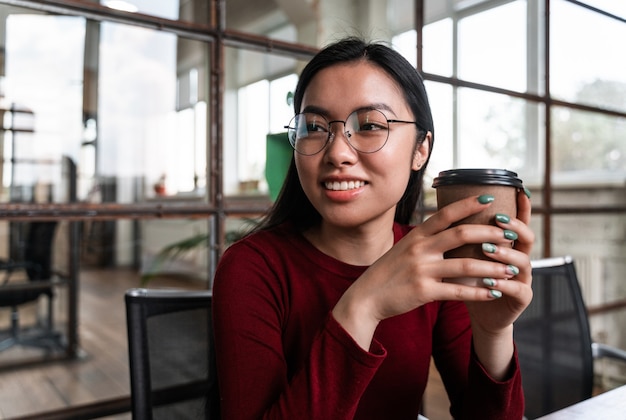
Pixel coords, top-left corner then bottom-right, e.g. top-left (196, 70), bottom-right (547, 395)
top-left (0, 0), bottom-right (624, 418)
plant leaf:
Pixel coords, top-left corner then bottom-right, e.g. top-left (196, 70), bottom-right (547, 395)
top-left (140, 233), bottom-right (209, 286)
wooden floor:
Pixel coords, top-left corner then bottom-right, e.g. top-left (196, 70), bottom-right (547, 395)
top-left (0, 268), bottom-right (206, 419)
top-left (0, 268), bottom-right (452, 419)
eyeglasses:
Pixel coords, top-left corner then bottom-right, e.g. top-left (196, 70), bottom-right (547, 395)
top-left (284, 109), bottom-right (423, 155)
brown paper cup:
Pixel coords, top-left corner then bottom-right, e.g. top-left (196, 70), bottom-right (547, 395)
top-left (432, 169), bottom-right (524, 285)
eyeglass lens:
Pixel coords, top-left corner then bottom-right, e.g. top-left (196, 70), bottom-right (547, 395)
top-left (286, 109), bottom-right (390, 155)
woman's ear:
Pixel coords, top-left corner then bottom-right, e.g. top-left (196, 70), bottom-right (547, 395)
top-left (411, 131), bottom-right (432, 171)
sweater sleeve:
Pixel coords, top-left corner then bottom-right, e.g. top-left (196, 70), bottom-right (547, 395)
top-left (432, 301), bottom-right (524, 420)
top-left (212, 241), bottom-right (386, 420)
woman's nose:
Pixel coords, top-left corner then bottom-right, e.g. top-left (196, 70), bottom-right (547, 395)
top-left (324, 124), bottom-right (358, 164)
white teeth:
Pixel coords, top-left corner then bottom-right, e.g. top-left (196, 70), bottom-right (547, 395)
top-left (325, 180), bottom-right (364, 191)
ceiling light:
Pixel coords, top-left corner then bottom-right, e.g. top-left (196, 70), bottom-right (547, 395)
top-left (103, 1), bottom-right (139, 13)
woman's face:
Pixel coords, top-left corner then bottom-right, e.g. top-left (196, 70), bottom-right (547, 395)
top-left (295, 60), bottom-right (429, 230)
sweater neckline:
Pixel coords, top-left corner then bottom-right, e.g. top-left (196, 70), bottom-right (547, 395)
top-left (280, 222), bottom-right (409, 278)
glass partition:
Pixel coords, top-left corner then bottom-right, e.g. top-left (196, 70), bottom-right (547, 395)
top-left (223, 46), bottom-right (305, 198)
top-left (2, 13), bottom-right (84, 203)
top-left (1, 7), bottom-right (211, 207)
top-left (97, 21), bottom-right (210, 203)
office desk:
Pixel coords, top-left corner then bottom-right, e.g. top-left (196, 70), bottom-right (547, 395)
top-left (536, 384), bottom-right (626, 419)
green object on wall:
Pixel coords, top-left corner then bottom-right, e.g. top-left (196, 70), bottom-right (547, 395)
top-left (265, 132), bottom-right (293, 202)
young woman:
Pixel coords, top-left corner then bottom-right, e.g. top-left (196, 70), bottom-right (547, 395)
top-left (213, 37), bottom-right (534, 419)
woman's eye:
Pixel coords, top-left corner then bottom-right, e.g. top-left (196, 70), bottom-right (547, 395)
top-left (359, 122), bottom-right (384, 131)
top-left (307, 123), bottom-right (326, 132)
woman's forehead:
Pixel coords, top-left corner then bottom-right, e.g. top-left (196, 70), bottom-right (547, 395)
top-left (301, 61), bottom-right (407, 114)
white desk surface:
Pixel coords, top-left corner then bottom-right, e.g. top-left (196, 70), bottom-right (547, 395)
top-left (536, 384), bottom-right (626, 419)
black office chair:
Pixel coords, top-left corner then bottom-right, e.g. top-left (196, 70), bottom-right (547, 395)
top-left (0, 221), bottom-right (63, 352)
top-left (514, 256), bottom-right (626, 419)
top-left (125, 288), bottom-right (220, 420)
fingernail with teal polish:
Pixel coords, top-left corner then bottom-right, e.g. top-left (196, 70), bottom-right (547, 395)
top-left (478, 194), bottom-right (495, 204)
top-left (523, 186), bottom-right (531, 198)
top-left (482, 243), bottom-right (497, 253)
top-left (507, 265), bottom-right (520, 276)
top-left (504, 230), bottom-right (518, 241)
top-left (483, 278), bottom-right (497, 287)
top-left (495, 213), bottom-right (510, 224)
top-left (489, 290), bottom-right (502, 299)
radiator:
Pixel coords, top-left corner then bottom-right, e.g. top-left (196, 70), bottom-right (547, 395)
top-left (573, 254), bottom-right (604, 307)
top-left (574, 255), bottom-right (626, 386)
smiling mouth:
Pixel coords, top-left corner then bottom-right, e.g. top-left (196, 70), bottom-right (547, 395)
top-left (324, 180), bottom-right (366, 191)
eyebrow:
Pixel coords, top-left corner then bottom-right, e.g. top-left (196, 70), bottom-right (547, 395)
top-left (300, 102), bottom-right (398, 117)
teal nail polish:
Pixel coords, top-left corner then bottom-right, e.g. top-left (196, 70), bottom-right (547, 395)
top-left (482, 243), bottom-right (497, 253)
top-left (523, 186), bottom-right (531, 198)
top-left (490, 290), bottom-right (503, 299)
top-left (495, 213), bottom-right (510, 224)
top-left (507, 265), bottom-right (520, 276)
top-left (504, 230), bottom-right (518, 240)
top-left (478, 194), bottom-right (495, 204)
top-left (483, 278), bottom-right (497, 287)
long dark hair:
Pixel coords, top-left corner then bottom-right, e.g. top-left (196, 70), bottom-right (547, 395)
top-left (255, 36), bottom-right (434, 232)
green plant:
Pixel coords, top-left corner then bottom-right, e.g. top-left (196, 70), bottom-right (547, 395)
top-left (140, 233), bottom-right (210, 286)
top-left (140, 218), bottom-right (259, 286)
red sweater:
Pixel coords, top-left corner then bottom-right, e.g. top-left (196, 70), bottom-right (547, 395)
top-left (213, 222), bottom-right (523, 419)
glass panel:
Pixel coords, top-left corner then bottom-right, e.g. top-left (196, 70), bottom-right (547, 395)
top-left (393, 30), bottom-right (417, 67)
top-left (225, 214), bottom-right (263, 247)
top-left (2, 14), bottom-right (85, 204)
top-left (224, 47), bottom-right (305, 197)
top-left (97, 22), bottom-right (209, 202)
top-left (0, 8), bottom-right (211, 205)
top-left (423, 18), bottom-right (453, 76)
top-left (551, 107), bottom-right (626, 185)
top-left (551, 0), bottom-right (626, 112)
top-left (457, 88), bottom-right (532, 174)
top-left (101, 0), bottom-right (209, 25)
top-left (0, 4), bottom-right (216, 377)
top-left (225, 1), bottom-right (301, 44)
top-left (458, 1), bottom-right (527, 92)
top-left (576, 0), bottom-right (626, 20)
top-left (387, 0), bottom-right (415, 34)
top-left (225, 0), bottom-right (415, 47)
top-left (139, 217), bottom-right (211, 281)
top-left (423, 81), bottom-right (453, 209)
top-left (551, 183), bottom-right (626, 210)
top-left (0, 218), bottom-right (70, 363)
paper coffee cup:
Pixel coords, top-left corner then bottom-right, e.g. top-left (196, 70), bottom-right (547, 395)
top-left (432, 169), bottom-right (524, 284)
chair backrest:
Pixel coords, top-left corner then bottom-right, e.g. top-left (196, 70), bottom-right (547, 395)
top-left (0, 221), bottom-right (58, 307)
top-left (514, 256), bottom-right (594, 419)
top-left (24, 221), bottom-right (58, 280)
top-left (125, 288), bottom-right (219, 420)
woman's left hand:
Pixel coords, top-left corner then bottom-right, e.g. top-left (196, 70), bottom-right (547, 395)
top-left (464, 189), bottom-right (534, 335)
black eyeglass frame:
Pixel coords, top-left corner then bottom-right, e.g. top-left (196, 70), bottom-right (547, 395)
top-left (283, 109), bottom-right (426, 156)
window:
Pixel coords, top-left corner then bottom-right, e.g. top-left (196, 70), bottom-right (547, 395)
top-left (422, 0), bottom-right (625, 186)
top-left (458, 1), bottom-right (527, 92)
top-left (551, 0), bottom-right (626, 113)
